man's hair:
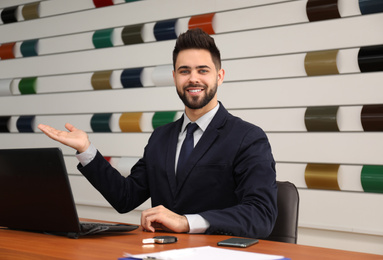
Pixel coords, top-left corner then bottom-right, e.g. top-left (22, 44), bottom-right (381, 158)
top-left (172, 28), bottom-right (221, 71)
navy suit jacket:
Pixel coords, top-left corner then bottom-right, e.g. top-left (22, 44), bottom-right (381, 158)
top-left (79, 103), bottom-right (278, 238)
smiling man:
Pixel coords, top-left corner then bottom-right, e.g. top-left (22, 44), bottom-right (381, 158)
top-left (38, 28), bottom-right (277, 239)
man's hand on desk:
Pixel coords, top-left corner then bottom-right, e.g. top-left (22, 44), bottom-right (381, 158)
top-left (141, 205), bottom-right (190, 233)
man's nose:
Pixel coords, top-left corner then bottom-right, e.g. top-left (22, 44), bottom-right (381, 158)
top-left (188, 71), bottom-right (200, 84)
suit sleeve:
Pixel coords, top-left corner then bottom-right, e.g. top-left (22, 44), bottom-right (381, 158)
top-left (77, 151), bottom-right (150, 213)
top-left (199, 127), bottom-right (278, 239)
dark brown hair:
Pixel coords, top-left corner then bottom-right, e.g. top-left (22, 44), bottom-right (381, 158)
top-left (172, 28), bottom-right (221, 70)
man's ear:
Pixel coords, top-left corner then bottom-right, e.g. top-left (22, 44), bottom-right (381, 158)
top-left (172, 70), bottom-right (176, 85)
top-left (217, 69), bottom-right (225, 85)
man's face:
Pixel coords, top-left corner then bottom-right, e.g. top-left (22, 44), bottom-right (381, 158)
top-left (173, 49), bottom-right (224, 111)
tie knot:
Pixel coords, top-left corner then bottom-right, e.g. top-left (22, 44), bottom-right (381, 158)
top-left (186, 123), bottom-right (199, 135)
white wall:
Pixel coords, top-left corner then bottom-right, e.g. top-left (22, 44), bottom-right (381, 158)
top-left (0, 0), bottom-right (382, 255)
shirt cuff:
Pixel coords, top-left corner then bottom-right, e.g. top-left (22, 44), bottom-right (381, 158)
top-left (75, 143), bottom-right (97, 166)
top-left (184, 214), bottom-right (210, 234)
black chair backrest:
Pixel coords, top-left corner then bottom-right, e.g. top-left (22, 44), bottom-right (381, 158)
top-left (265, 181), bottom-right (299, 244)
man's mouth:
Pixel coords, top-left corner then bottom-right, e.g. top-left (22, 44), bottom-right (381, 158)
top-left (185, 84), bottom-right (205, 95)
top-left (186, 88), bottom-right (204, 96)
top-left (188, 89), bottom-right (202, 93)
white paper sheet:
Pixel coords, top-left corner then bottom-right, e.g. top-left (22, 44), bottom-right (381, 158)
top-left (131, 246), bottom-right (286, 260)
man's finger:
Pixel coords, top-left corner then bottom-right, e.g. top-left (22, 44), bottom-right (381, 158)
top-left (144, 217), bottom-right (155, 232)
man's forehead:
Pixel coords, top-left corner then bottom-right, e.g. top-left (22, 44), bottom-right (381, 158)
top-left (175, 50), bottom-right (215, 69)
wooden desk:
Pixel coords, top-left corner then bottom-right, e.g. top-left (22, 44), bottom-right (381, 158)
top-left (0, 225), bottom-right (382, 260)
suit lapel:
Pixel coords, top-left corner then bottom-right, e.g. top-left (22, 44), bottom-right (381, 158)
top-left (166, 117), bottom-right (183, 198)
top-left (175, 104), bottom-right (228, 195)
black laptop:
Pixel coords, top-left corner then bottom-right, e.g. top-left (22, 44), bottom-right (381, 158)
top-left (0, 147), bottom-right (138, 238)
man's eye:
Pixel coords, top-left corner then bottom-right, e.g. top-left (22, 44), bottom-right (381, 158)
top-left (199, 69), bottom-right (208, 73)
top-left (179, 70), bottom-right (190, 74)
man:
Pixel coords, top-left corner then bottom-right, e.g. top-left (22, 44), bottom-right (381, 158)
top-left (38, 28), bottom-right (277, 238)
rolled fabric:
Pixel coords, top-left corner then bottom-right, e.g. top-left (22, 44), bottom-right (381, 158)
top-left (153, 19), bottom-right (178, 41)
top-left (16, 115), bottom-right (35, 133)
top-left (359, 0), bottom-right (383, 15)
top-left (91, 70), bottom-right (113, 90)
top-left (1, 6), bottom-right (18, 24)
top-left (90, 113), bottom-right (112, 132)
top-left (306, 0), bottom-right (340, 22)
top-left (305, 50), bottom-right (339, 76)
top-left (92, 28), bottom-right (114, 48)
top-left (188, 13), bottom-right (215, 34)
top-left (152, 111), bottom-right (177, 129)
top-left (120, 68), bottom-right (143, 88)
top-left (358, 45), bottom-right (383, 73)
top-left (92, 0), bottom-right (114, 8)
top-left (22, 2), bottom-right (40, 20)
top-left (304, 106), bottom-right (339, 131)
top-left (20, 39), bottom-right (39, 57)
top-left (305, 163), bottom-right (340, 190)
top-left (0, 116), bottom-right (11, 132)
top-left (0, 79), bottom-right (12, 96)
top-left (361, 165), bottom-right (383, 193)
top-left (361, 104), bottom-right (383, 131)
top-left (151, 65), bottom-right (173, 87)
top-left (119, 112), bottom-right (143, 132)
top-left (121, 24), bottom-right (144, 45)
top-left (0, 42), bottom-right (16, 60)
top-left (18, 77), bottom-right (37, 95)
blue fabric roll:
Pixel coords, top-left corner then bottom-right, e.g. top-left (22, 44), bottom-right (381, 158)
top-left (359, 0), bottom-right (383, 14)
top-left (120, 68), bottom-right (144, 88)
top-left (16, 115), bottom-right (35, 133)
top-left (153, 19), bottom-right (178, 41)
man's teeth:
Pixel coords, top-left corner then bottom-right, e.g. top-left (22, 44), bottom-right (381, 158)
top-left (189, 89), bottom-right (201, 93)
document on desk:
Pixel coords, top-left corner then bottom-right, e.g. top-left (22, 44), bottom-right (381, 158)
top-left (125, 246), bottom-right (289, 260)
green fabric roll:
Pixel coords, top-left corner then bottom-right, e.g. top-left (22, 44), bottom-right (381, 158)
top-left (20, 39), bottom-right (38, 57)
top-left (92, 28), bottom-right (114, 48)
top-left (152, 111), bottom-right (177, 129)
top-left (19, 77), bottom-right (37, 94)
top-left (361, 165), bottom-right (383, 193)
top-left (91, 113), bottom-right (112, 132)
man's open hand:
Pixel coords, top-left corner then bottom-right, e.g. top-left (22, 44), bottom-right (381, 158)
top-left (38, 123), bottom-right (90, 153)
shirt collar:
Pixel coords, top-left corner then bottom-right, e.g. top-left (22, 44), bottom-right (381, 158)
top-left (181, 103), bottom-right (220, 133)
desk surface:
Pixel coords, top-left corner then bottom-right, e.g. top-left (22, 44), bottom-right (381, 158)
top-left (0, 225), bottom-right (382, 260)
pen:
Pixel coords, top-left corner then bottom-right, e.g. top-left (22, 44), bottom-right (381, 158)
top-left (118, 257), bottom-right (164, 260)
top-left (142, 235), bottom-right (178, 244)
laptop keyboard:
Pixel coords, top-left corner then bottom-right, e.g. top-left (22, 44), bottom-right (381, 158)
top-left (80, 222), bottom-right (139, 233)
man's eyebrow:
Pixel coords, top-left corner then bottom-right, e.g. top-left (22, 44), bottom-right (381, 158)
top-left (176, 65), bottom-right (211, 71)
top-left (177, 66), bottom-right (191, 71)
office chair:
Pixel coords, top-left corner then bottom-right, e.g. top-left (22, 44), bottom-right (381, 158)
top-left (265, 181), bottom-right (299, 244)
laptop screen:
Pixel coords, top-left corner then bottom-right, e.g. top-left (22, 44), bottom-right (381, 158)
top-left (0, 148), bottom-right (81, 233)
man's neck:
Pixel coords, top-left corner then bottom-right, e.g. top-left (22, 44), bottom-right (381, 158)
top-left (185, 100), bottom-right (218, 122)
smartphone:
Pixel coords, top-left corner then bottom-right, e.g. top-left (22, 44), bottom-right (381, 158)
top-left (217, 237), bottom-right (259, 248)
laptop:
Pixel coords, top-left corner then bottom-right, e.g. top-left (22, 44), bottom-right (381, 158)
top-left (0, 147), bottom-right (139, 238)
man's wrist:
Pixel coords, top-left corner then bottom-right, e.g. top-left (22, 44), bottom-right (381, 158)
top-left (77, 140), bottom-right (91, 153)
top-left (76, 143), bottom-right (97, 166)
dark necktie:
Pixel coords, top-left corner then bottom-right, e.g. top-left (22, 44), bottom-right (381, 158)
top-left (176, 123), bottom-right (199, 182)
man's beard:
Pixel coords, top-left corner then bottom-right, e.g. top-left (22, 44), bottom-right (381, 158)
top-left (177, 82), bottom-right (218, 110)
